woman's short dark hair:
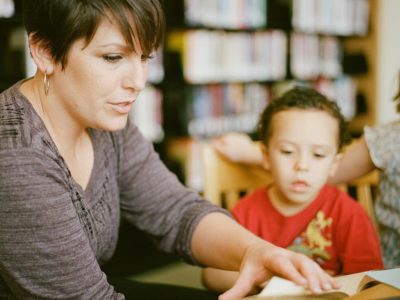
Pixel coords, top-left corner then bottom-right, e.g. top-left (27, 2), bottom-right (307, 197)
top-left (23, 0), bottom-right (165, 68)
top-left (257, 86), bottom-right (352, 151)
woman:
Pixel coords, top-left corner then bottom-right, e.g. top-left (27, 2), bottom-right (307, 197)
top-left (0, 1), bottom-right (337, 299)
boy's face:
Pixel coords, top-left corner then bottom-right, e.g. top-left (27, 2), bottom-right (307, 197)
top-left (263, 109), bottom-right (341, 212)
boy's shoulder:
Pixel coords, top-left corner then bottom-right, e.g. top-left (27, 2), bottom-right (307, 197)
top-left (320, 184), bottom-right (369, 217)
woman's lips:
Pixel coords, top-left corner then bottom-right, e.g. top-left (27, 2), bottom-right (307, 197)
top-left (109, 101), bottom-right (133, 114)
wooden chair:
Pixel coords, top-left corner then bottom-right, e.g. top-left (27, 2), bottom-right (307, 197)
top-left (201, 144), bottom-right (380, 230)
top-left (202, 143), bottom-right (273, 210)
top-left (337, 171), bottom-right (380, 230)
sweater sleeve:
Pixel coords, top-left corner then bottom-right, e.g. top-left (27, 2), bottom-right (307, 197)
top-left (117, 121), bottom-right (230, 264)
top-left (0, 148), bottom-right (123, 299)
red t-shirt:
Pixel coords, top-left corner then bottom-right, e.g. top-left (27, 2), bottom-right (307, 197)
top-left (233, 185), bottom-right (384, 275)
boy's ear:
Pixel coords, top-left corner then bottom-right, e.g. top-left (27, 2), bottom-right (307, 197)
top-left (28, 34), bottom-right (55, 74)
top-left (260, 143), bottom-right (271, 171)
top-left (329, 152), bottom-right (343, 177)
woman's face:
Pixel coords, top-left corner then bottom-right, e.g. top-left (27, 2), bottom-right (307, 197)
top-left (50, 16), bottom-right (149, 131)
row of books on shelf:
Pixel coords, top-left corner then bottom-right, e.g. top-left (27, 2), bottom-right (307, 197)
top-left (291, 34), bottom-right (343, 80)
top-left (181, 30), bottom-right (287, 83)
top-left (180, 0), bottom-right (369, 36)
top-left (184, 0), bottom-right (267, 29)
top-left (188, 113), bottom-right (260, 140)
top-left (147, 49), bottom-right (164, 84)
top-left (189, 83), bottom-right (269, 119)
top-left (184, 76), bottom-right (357, 139)
top-left (187, 82), bottom-right (269, 137)
top-left (130, 84), bottom-right (164, 142)
top-left (171, 30), bottom-right (349, 84)
top-left (0, 0), bottom-right (14, 18)
top-left (292, 0), bottom-right (370, 36)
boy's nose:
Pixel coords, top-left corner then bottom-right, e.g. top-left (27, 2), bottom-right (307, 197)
top-left (295, 156), bottom-right (309, 172)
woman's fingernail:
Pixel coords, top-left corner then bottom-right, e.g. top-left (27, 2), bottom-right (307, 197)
top-left (323, 283), bottom-right (332, 290)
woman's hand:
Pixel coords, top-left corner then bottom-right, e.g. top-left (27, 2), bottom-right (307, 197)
top-left (219, 242), bottom-right (339, 300)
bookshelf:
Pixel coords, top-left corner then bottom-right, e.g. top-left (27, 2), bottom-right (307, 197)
top-left (0, 0), bottom-right (24, 92)
top-left (161, 0), bottom-right (374, 190)
top-left (0, 0), bottom-right (377, 184)
top-left (130, 49), bottom-right (165, 142)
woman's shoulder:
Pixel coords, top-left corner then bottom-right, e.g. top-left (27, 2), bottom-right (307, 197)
top-left (0, 81), bottom-right (41, 151)
top-left (322, 185), bottom-right (370, 221)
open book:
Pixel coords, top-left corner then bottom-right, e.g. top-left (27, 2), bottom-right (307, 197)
top-left (253, 268), bottom-right (400, 299)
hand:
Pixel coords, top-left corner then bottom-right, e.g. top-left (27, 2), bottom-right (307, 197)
top-left (211, 132), bottom-right (263, 165)
top-left (219, 242), bottom-right (340, 300)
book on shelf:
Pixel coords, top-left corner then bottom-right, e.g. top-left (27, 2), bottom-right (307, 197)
top-left (248, 267), bottom-right (400, 299)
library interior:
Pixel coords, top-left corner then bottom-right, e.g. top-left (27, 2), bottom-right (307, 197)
top-left (0, 0), bottom-right (399, 299)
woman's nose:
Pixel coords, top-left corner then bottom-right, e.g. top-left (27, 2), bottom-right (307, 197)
top-left (123, 58), bottom-right (147, 92)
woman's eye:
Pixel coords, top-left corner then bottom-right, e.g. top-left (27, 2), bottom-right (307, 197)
top-left (314, 153), bottom-right (326, 158)
top-left (103, 54), bottom-right (123, 63)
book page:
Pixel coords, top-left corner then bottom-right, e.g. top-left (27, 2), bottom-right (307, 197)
top-left (333, 272), bottom-right (370, 295)
top-left (257, 268), bottom-right (400, 299)
top-left (257, 273), bottom-right (369, 298)
top-left (258, 276), bottom-right (311, 297)
top-left (366, 268), bottom-right (400, 289)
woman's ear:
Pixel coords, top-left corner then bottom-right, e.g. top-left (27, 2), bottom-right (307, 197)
top-left (28, 33), bottom-right (54, 74)
top-left (260, 143), bottom-right (271, 171)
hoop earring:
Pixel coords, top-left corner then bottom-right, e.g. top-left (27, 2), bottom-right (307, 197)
top-left (43, 72), bottom-right (50, 96)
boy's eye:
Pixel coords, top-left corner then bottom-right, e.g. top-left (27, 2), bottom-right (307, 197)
top-left (103, 54), bottom-right (123, 63)
top-left (313, 153), bottom-right (326, 158)
top-left (280, 149), bottom-right (293, 155)
top-left (141, 54), bottom-right (154, 62)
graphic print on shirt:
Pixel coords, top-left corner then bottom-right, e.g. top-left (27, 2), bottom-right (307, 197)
top-left (288, 211), bottom-right (332, 265)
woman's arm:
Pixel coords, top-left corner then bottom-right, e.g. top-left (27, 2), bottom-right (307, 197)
top-left (192, 213), bottom-right (338, 300)
top-left (202, 268), bottom-right (243, 294)
top-left (329, 136), bottom-right (376, 185)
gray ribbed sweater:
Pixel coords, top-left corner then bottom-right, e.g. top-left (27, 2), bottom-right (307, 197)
top-left (0, 82), bottom-right (226, 299)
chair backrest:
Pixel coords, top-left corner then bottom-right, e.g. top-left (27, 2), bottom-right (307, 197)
top-left (202, 143), bottom-right (273, 210)
top-left (202, 144), bottom-right (380, 230)
top-left (337, 170), bottom-right (380, 230)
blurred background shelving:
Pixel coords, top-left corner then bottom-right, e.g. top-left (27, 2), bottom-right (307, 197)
top-left (161, 0), bottom-right (380, 191)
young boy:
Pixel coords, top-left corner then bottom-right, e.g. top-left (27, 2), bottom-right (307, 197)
top-left (202, 87), bottom-right (383, 294)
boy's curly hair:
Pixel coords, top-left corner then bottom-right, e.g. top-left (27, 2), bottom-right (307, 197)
top-left (257, 86), bottom-right (352, 151)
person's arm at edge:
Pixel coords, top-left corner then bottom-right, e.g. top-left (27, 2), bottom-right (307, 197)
top-left (329, 136), bottom-right (376, 185)
top-left (211, 133), bottom-right (264, 165)
top-left (191, 213), bottom-right (339, 300)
